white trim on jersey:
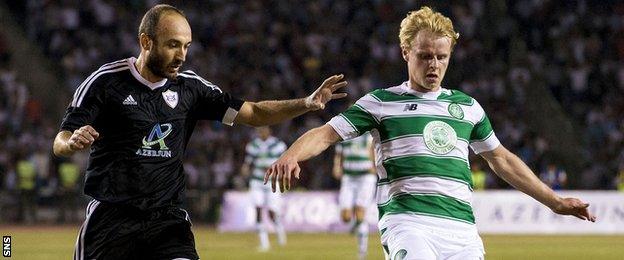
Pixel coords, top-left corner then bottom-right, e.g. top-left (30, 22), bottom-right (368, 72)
top-left (470, 132), bottom-right (501, 154)
top-left (71, 61), bottom-right (129, 107)
top-left (178, 70), bottom-right (222, 93)
top-left (74, 200), bottom-right (100, 260)
top-left (222, 107), bottom-right (239, 126)
top-left (127, 57), bottom-right (167, 90)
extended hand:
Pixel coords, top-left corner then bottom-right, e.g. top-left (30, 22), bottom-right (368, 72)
top-left (305, 74), bottom-right (348, 110)
top-left (68, 125), bottom-right (99, 151)
top-left (264, 156), bottom-right (301, 193)
top-left (552, 197), bottom-right (596, 222)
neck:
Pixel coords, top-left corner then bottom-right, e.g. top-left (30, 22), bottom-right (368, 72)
top-left (409, 80), bottom-right (440, 93)
top-left (135, 53), bottom-right (164, 83)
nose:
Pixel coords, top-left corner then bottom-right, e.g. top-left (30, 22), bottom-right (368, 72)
top-left (428, 57), bottom-right (440, 69)
top-left (176, 47), bottom-right (186, 62)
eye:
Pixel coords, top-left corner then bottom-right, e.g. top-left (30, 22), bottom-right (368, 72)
top-left (418, 54), bottom-right (433, 60)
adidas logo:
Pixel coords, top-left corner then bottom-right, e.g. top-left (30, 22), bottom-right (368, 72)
top-left (123, 95), bottom-right (138, 105)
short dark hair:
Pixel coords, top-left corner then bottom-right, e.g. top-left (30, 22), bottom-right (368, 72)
top-left (138, 4), bottom-right (186, 39)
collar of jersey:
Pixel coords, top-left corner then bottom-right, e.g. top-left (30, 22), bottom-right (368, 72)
top-left (128, 57), bottom-right (168, 90)
top-left (402, 81), bottom-right (451, 100)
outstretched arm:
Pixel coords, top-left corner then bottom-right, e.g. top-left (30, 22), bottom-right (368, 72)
top-left (265, 124), bottom-right (342, 192)
top-left (53, 125), bottom-right (100, 157)
top-left (234, 74), bottom-right (347, 126)
top-left (480, 145), bottom-right (596, 222)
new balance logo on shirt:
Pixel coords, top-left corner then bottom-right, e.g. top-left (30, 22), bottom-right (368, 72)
top-left (403, 103), bottom-right (418, 111)
top-left (123, 95), bottom-right (138, 105)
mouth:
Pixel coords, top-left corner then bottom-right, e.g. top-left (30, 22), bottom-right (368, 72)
top-left (425, 73), bottom-right (438, 82)
top-left (169, 64), bottom-right (182, 72)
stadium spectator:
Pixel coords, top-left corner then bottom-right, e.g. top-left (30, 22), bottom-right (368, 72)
top-left (470, 161), bottom-right (487, 191)
top-left (15, 149), bottom-right (38, 224)
top-left (616, 166), bottom-right (624, 192)
top-left (540, 162), bottom-right (568, 190)
top-left (54, 156), bottom-right (81, 223)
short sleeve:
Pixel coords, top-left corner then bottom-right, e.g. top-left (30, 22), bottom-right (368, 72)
top-left (60, 76), bottom-right (106, 132)
top-left (181, 71), bottom-right (244, 126)
top-left (327, 93), bottom-right (381, 141)
top-left (469, 102), bottom-right (500, 154)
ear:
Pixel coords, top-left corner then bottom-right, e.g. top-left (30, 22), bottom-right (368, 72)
top-left (139, 33), bottom-right (152, 51)
top-left (401, 47), bottom-right (410, 62)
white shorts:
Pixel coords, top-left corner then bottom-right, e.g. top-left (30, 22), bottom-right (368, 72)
top-left (380, 214), bottom-right (484, 260)
top-left (338, 174), bottom-right (377, 210)
top-left (249, 179), bottom-right (282, 213)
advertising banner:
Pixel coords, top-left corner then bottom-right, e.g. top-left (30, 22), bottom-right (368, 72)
top-left (218, 190), bottom-right (624, 234)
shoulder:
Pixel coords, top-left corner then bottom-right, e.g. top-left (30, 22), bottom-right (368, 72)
top-left (87, 59), bottom-right (132, 85)
top-left (70, 59), bottom-right (131, 107)
top-left (366, 83), bottom-right (417, 103)
top-left (177, 70), bottom-right (222, 92)
top-left (438, 89), bottom-right (475, 106)
top-left (246, 139), bottom-right (259, 149)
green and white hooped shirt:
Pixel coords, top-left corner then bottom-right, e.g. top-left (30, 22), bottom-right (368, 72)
top-left (327, 82), bottom-right (500, 226)
top-left (336, 133), bottom-right (373, 176)
top-left (245, 136), bottom-right (287, 182)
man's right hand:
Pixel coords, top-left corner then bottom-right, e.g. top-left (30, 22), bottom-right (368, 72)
top-left (67, 125), bottom-right (100, 151)
top-left (264, 155), bottom-right (301, 193)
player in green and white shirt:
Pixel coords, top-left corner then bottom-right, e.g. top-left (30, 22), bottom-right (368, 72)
top-left (333, 133), bottom-right (376, 259)
top-left (265, 6), bottom-right (595, 260)
top-left (241, 126), bottom-right (287, 251)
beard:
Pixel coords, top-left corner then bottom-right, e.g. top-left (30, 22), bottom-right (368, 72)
top-left (146, 49), bottom-right (182, 80)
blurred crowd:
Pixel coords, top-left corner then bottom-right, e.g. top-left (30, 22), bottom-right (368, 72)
top-left (1, 0), bottom-right (624, 223)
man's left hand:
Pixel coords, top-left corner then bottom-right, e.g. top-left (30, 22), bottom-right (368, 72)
top-left (552, 197), bottom-right (596, 222)
top-left (305, 74), bottom-right (348, 110)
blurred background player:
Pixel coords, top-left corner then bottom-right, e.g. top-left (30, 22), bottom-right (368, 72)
top-left (332, 131), bottom-right (376, 259)
top-left (241, 126), bottom-right (287, 251)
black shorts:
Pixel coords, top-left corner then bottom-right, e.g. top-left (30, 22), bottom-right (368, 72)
top-left (74, 200), bottom-right (199, 260)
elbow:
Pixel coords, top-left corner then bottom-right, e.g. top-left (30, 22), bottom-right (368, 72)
top-left (53, 148), bottom-right (65, 158)
top-left (242, 103), bottom-right (268, 127)
top-left (52, 137), bottom-right (71, 158)
top-left (53, 144), bottom-right (68, 158)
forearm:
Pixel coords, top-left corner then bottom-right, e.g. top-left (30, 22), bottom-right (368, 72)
top-left (53, 131), bottom-right (74, 157)
top-left (247, 99), bottom-right (311, 126)
top-left (488, 152), bottom-right (561, 209)
top-left (284, 125), bottom-right (341, 162)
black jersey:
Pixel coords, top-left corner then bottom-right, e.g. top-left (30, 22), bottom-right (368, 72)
top-left (60, 57), bottom-right (244, 210)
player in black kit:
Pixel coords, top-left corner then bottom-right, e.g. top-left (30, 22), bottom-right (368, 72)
top-left (52, 4), bottom-right (347, 260)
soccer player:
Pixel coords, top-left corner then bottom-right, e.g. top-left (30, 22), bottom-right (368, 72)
top-left (332, 132), bottom-right (376, 259)
top-left (241, 126), bottom-right (287, 251)
top-left (52, 4), bottom-right (346, 260)
top-left (265, 6), bottom-right (596, 260)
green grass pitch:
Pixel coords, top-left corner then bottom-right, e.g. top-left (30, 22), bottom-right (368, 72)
top-left (1, 225), bottom-right (623, 259)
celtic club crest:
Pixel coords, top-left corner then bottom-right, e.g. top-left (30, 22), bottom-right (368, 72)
top-left (423, 121), bottom-right (457, 154)
top-left (448, 103), bottom-right (464, 119)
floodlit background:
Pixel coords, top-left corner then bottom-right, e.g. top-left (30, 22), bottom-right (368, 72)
top-left (0, 1), bottom-right (623, 259)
